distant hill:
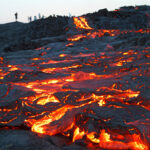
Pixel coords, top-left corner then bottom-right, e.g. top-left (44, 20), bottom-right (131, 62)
top-left (0, 5), bottom-right (150, 52)
top-left (85, 5), bottom-right (150, 29)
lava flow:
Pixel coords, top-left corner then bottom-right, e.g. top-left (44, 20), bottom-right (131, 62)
top-left (68, 17), bottom-right (150, 42)
top-left (0, 15), bottom-right (150, 150)
top-left (73, 17), bottom-right (93, 30)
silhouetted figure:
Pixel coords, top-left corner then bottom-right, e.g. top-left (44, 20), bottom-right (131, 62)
top-left (34, 16), bottom-right (37, 21)
top-left (30, 16), bottom-right (32, 22)
top-left (15, 12), bottom-right (18, 21)
top-left (28, 16), bottom-right (32, 23)
top-left (38, 13), bottom-right (41, 19)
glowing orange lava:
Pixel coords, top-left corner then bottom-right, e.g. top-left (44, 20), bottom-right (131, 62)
top-left (0, 15), bottom-right (149, 150)
top-left (73, 17), bottom-right (93, 30)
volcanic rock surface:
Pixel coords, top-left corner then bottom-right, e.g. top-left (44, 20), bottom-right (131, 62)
top-left (0, 5), bottom-right (150, 150)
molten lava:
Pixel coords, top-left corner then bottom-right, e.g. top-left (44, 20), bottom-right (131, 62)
top-left (0, 16), bottom-right (150, 150)
top-left (73, 17), bottom-right (93, 30)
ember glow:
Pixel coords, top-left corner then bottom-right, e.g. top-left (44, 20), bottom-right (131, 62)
top-left (0, 16), bottom-right (150, 150)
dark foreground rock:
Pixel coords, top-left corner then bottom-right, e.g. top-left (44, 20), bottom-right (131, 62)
top-left (0, 130), bottom-right (60, 150)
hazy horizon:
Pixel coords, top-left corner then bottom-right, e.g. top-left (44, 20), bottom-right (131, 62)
top-left (0, 0), bottom-right (150, 24)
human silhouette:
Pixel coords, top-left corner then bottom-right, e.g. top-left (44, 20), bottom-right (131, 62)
top-left (28, 16), bottom-right (32, 23)
top-left (29, 16), bottom-right (32, 22)
top-left (34, 16), bottom-right (37, 21)
top-left (38, 13), bottom-right (41, 19)
top-left (15, 12), bottom-right (18, 21)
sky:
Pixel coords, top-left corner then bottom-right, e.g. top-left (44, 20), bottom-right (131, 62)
top-left (0, 0), bottom-right (150, 23)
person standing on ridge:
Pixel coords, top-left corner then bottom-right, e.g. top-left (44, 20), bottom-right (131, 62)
top-left (28, 16), bottom-right (32, 23)
top-left (38, 13), bottom-right (41, 19)
top-left (34, 16), bottom-right (37, 21)
top-left (29, 16), bottom-right (32, 22)
top-left (15, 12), bottom-right (18, 21)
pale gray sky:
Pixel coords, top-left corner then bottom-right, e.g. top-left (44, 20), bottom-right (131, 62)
top-left (0, 0), bottom-right (150, 23)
